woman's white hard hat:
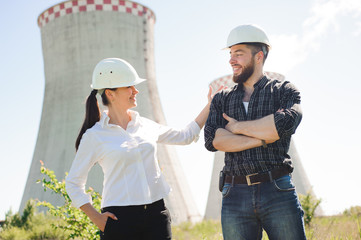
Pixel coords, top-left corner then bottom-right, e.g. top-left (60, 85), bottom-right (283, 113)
top-left (225, 24), bottom-right (271, 49)
top-left (91, 58), bottom-right (146, 90)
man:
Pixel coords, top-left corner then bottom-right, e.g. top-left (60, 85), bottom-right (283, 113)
top-left (204, 24), bottom-right (306, 240)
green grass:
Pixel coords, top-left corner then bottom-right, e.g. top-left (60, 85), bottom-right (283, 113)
top-left (1, 211), bottom-right (360, 239)
top-left (172, 219), bottom-right (223, 240)
top-left (306, 215), bottom-right (361, 240)
top-left (172, 215), bottom-right (361, 240)
top-left (171, 220), bottom-right (270, 240)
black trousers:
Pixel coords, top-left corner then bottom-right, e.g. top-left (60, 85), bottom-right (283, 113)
top-left (100, 199), bottom-right (172, 240)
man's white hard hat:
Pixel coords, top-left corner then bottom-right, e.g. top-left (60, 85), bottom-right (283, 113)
top-left (225, 24), bottom-right (271, 49)
top-left (91, 58), bottom-right (146, 90)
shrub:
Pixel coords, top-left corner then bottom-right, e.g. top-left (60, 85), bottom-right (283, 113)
top-left (36, 161), bottom-right (102, 240)
top-left (2, 199), bottom-right (35, 230)
top-left (343, 206), bottom-right (361, 217)
top-left (299, 192), bottom-right (321, 227)
top-left (0, 200), bottom-right (67, 240)
top-left (343, 206), bottom-right (361, 239)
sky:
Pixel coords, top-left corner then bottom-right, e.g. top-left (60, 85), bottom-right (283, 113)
top-left (1, 0), bottom-right (361, 220)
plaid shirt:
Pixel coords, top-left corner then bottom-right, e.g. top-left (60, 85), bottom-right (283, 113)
top-left (204, 75), bottom-right (302, 176)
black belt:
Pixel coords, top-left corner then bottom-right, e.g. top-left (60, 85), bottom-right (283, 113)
top-left (225, 168), bottom-right (290, 186)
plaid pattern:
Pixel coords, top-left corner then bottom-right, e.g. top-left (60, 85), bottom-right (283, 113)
top-left (204, 75), bottom-right (302, 176)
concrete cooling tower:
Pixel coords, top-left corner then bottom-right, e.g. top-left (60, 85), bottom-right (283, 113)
top-left (20, 0), bottom-right (200, 224)
top-left (204, 73), bottom-right (318, 219)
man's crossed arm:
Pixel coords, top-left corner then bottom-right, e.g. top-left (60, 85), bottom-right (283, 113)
top-left (213, 113), bottom-right (280, 152)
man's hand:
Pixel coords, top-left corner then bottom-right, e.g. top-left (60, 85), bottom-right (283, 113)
top-left (223, 113), bottom-right (279, 141)
top-left (223, 113), bottom-right (240, 134)
top-left (213, 128), bottom-right (265, 152)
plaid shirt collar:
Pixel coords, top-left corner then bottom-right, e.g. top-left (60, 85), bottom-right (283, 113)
top-left (234, 75), bottom-right (269, 93)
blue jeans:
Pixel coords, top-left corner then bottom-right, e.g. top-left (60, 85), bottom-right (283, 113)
top-left (221, 175), bottom-right (306, 240)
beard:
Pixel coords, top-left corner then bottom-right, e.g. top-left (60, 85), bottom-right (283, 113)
top-left (232, 58), bottom-right (255, 84)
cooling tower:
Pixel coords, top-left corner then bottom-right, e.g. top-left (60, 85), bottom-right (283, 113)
top-left (204, 73), bottom-right (318, 219)
top-left (20, 0), bottom-right (200, 224)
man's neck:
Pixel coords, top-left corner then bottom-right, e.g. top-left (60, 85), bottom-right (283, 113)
top-left (242, 71), bottom-right (264, 102)
top-left (243, 71), bottom-right (264, 89)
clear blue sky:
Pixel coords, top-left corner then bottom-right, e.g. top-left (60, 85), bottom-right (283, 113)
top-left (1, 0), bottom-right (361, 220)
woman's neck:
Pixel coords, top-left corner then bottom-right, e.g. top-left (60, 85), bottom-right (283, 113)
top-left (107, 107), bottom-right (131, 130)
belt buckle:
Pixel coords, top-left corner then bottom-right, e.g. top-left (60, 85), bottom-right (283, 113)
top-left (246, 173), bottom-right (261, 186)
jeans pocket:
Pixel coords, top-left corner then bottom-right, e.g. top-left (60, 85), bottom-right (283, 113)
top-left (222, 183), bottom-right (232, 198)
top-left (273, 175), bottom-right (295, 192)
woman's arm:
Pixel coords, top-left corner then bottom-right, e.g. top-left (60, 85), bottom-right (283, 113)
top-left (80, 203), bottom-right (117, 232)
top-left (157, 86), bottom-right (223, 145)
top-left (194, 102), bottom-right (211, 129)
top-left (66, 133), bottom-right (99, 208)
top-left (195, 86), bottom-right (223, 129)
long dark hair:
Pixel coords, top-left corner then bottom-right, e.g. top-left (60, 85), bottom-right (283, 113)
top-left (75, 90), bottom-right (100, 151)
top-left (75, 88), bottom-right (116, 151)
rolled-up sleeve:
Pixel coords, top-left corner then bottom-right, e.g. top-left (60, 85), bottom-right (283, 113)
top-left (157, 120), bottom-right (201, 145)
top-left (204, 93), bottom-right (226, 152)
top-left (274, 82), bottom-right (302, 138)
top-left (65, 132), bottom-right (98, 208)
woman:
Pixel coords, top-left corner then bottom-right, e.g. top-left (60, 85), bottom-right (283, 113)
top-left (65, 58), bottom-right (219, 239)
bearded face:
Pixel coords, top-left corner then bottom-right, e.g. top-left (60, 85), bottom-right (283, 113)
top-left (232, 56), bottom-right (256, 84)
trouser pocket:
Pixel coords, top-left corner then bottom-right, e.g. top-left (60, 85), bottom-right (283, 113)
top-left (100, 216), bottom-right (113, 240)
top-left (273, 175), bottom-right (295, 192)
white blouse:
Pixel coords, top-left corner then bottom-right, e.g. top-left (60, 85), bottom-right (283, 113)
top-left (65, 111), bottom-right (200, 209)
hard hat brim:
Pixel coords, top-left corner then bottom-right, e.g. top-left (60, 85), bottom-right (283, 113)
top-left (91, 78), bottom-right (146, 90)
top-left (222, 42), bottom-right (272, 51)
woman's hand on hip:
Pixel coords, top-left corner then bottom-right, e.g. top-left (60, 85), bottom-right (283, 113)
top-left (96, 211), bottom-right (118, 232)
top-left (80, 203), bottom-right (118, 232)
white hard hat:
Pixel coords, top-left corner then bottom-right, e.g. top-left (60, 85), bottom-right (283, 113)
top-left (91, 58), bottom-right (146, 90)
top-left (225, 24), bottom-right (271, 49)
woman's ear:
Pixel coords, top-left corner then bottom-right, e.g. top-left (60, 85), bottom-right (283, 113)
top-left (105, 89), bottom-right (114, 101)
